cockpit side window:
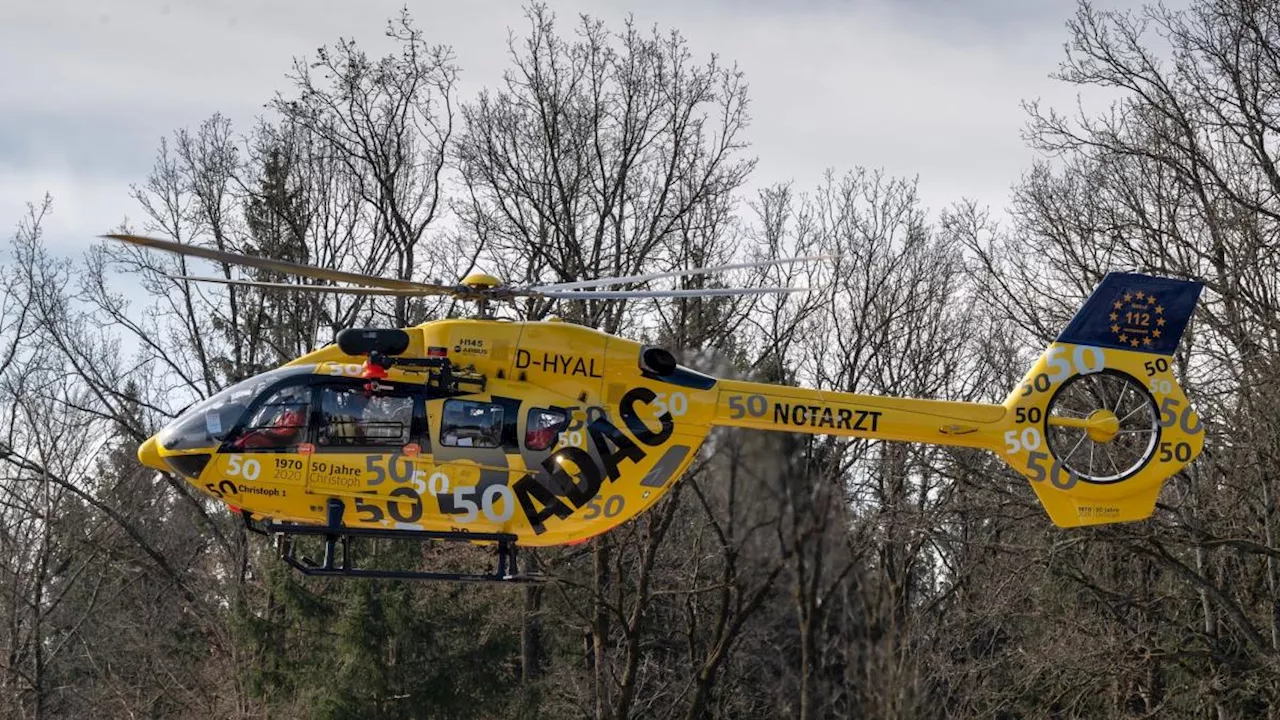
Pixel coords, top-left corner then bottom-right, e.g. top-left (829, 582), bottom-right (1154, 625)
top-left (318, 385), bottom-right (414, 447)
top-left (525, 408), bottom-right (568, 451)
top-left (228, 384), bottom-right (312, 451)
top-left (440, 400), bottom-right (503, 448)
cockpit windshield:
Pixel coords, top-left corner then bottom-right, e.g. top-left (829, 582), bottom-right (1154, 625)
top-left (158, 365), bottom-right (316, 451)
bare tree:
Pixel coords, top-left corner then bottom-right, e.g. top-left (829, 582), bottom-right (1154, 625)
top-left (936, 0), bottom-right (1280, 713)
top-left (455, 2), bottom-right (755, 331)
top-left (273, 6), bottom-right (460, 327)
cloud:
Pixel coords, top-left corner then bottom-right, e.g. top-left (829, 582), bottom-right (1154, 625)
top-left (603, 0), bottom-right (1134, 216)
top-left (0, 163), bottom-right (135, 258)
top-left (0, 0), bottom-right (1173, 254)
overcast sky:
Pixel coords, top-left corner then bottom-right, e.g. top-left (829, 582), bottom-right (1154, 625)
top-left (1, 0), bottom-right (1168, 257)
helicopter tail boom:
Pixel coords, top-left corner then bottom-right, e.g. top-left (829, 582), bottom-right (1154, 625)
top-left (712, 272), bottom-right (1206, 528)
top-left (713, 380), bottom-right (1006, 449)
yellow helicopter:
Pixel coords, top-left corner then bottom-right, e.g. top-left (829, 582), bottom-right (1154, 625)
top-left (109, 233), bottom-right (1206, 582)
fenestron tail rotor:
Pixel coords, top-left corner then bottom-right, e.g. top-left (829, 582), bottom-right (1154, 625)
top-left (103, 233), bottom-right (833, 306)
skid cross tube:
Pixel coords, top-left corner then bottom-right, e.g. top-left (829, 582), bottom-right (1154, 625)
top-left (265, 521), bottom-right (539, 582)
top-left (252, 499), bottom-right (542, 582)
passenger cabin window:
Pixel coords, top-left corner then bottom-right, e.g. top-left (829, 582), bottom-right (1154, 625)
top-left (525, 408), bottom-right (568, 451)
top-left (230, 384), bottom-right (310, 450)
top-left (318, 385), bottom-right (414, 447)
top-left (441, 400), bottom-right (503, 448)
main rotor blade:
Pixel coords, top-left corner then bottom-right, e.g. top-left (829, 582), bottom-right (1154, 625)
top-left (168, 276), bottom-right (429, 296)
top-left (105, 233), bottom-right (456, 293)
top-left (527, 287), bottom-right (810, 300)
top-left (527, 254), bottom-right (839, 291)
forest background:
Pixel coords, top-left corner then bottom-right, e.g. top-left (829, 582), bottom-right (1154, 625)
top-left (4, 0), bottom-right (1278, 717)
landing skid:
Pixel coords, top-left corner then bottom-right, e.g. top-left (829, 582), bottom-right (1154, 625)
top-left (243, 500), bottom-right (542, 583)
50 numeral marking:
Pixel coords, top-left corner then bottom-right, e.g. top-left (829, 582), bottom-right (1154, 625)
top-left (353, 487), bottom-right (425, 524)
top-left (452, 485), bottom-right (516, 524)
top-left (1021, 345), bottom-right (1108, 396)
top-left (558, 430), bottom-right (586, 449)
top-left (1026, 450), bottom-right (1079, 490)
top-left (1158, 397), bottom-right (1202, 434)
top-left (1020, 373), bottom-right (1052, 396)
top-left (225, 454), bottom-right (260, 481)
top-left (364, 452), bottom-right (425, 487)
top-left (727, 394), bottom-right (768, 419)
top-left (1159, 441), bottom-right (1193, 463)
top-left (1004, 427), bottom-right (1043, 454)
top-left (582, 495), bottom-right (625, 520)
top-left (1144, 358), bottom-right (1170, 376)
top-left (204, 479), bottom-right (239, 498)
top-left (653, 392), bottom-right (687, 417)
top-left (1045, 345), bottom-right (1106, 382)
top-left (323, 362), bottom-right (365, 377)
top-left (1015, 407), bottom-right (1042, 424)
